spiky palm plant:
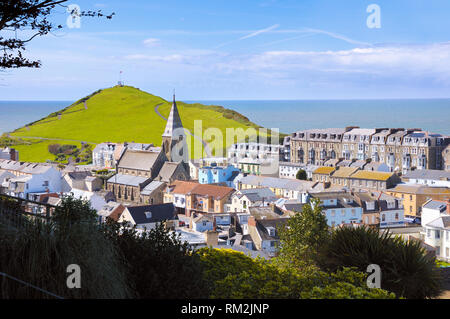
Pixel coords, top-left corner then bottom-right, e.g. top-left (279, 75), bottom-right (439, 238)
top-left (320, 226), bottom-right (442, 299)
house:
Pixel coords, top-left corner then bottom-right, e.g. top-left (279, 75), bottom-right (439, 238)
top-left (118, 203), bottom-right (176, 230)
top-left (0, 160), bottom-right (63, 199)
top-left (97, 201), bottom-right (125, 223)
top-left (248, 216), bottom-right (288, 256)
top-left (311, 192), bottom-right (363, 227)
top-left (421, 200), bottom-right (450, 260)
top-left (238, 175), bottom-right (331, 200)
top-left (312, 166), bottom-right (336, 183)
top-left (188, 160), bottom-right (200, 180)
top-left (139, 180), bottom-right (166, 205)
top-left (185, 183), bottom-right (235, 217)
top-left (164, 180), bottom-right (203, 214)
top-left (92, 142), bottom-right (155, 169)
top-left (347, 171), bottom-right (400, 191)
top-left (329, 167), bottom-right (360, 188)
top-left (0, 169), bottom-right (15, 194)
top-left (402, 169), bottom-right (450, 188)
top-left (191, 214), bottom-right (214, 232)
top-left (198, 164), bottom-right (240, 187)
top-left (355, 191), bottom-right (404, 228)
top-left (228, 142), bottom-right (282, 166)
top-left (0, 147), bottom-right (18, 161)
top-left (228, 188), bottom-right (277, 213)
top-left (278, 161), bottom-right (305, 179)
top-left (386, 185), bottom-right (450, 217)
top-left (62, 171), bottom-right (102, 192)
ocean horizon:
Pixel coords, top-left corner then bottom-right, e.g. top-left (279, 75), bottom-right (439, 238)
top-left (1, 99), bottom-right (449, 137)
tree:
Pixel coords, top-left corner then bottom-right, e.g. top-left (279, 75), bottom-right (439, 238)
top-left (320, 226), bottom-right (443, 299)
top-left (197, 248), bottom-right (395, 299)
top-left (296, 169), bottom-right (307, 180)
top-left (0, 1), bottom-right (114, 69)
top-left (277, 199), bottom-right (330, 269)
top-left (102, 221), bottom-right (209, 299)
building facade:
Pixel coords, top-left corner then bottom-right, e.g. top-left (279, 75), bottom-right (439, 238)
top-left (287, 127), bottom-right (449, 173)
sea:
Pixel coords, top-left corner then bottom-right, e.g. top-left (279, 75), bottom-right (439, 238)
top-left (0, 99), bottom-right (449, 136)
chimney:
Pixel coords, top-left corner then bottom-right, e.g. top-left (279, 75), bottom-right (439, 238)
top-left (9, 148), bottom-right (17, 161)
top-left (205, 230), bottom-right (219, 247)
top-left (248, 215), bottom-right (257, 227)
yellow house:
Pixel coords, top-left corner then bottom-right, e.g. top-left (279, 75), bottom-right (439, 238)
top-left (387, 184), bottom-right (450, 217)
top-left (312, 167), bottom-right (336, 183)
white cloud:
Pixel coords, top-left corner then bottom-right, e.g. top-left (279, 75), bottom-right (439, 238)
top-left (143, 38), bottom-right (161, 47)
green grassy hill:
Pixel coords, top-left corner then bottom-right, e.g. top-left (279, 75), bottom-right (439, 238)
top-left (9, 85), bottom-right (276, 163)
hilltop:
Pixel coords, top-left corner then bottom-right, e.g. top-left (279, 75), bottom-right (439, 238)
top-left (8, 85), bottom-right (274, 162)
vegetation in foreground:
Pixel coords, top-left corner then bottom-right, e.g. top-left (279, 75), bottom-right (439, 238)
top-left (277, 199), bottom-right (443, 299)
top-left (0, 196), bottom-right (397, 299)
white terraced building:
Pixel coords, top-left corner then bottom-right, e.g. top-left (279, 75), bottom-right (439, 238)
top-left (227, 142), bottom-right (283, 165)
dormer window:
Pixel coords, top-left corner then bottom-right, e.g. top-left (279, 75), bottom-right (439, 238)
top-left (145, 211), bottom-right (152, 219)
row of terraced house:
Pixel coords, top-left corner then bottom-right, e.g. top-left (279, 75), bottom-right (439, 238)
top-left (283, 127), bottom-right (449, 173)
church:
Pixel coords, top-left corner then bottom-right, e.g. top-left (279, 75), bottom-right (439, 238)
top-left (106, 94), bottom-right (190, 205)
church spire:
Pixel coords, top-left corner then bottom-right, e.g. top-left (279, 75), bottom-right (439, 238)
top-left (161, 91), bottom-right (188, 163)
top-left (162, 91), bottom-right (183, 138)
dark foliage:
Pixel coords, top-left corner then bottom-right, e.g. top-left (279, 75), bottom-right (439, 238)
top-left (0, 1), bottom-right (114, 69)
top-left (319, 226), bottom-right (443, 299)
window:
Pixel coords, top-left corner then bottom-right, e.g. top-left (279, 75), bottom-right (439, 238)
top-left (382, 214), bottom-right (386, 222)
top-left (435, 230), bottom-right (440, 239)
top-left (395, 213), bottom-right (399, 220)
top-left (427, 229), bottom-right (431, 237)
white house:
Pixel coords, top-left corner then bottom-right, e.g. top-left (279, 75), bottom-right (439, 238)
top-left (192, 215), bottom-right (214, 232)
top-left (228, 188), bottom-right (277, 213)
top-left (421, 200), bottom-right (450, 260)
top-left (0, 161), bottom-right (63, 199)
top-left (403, 169), bottom-right (450, 188)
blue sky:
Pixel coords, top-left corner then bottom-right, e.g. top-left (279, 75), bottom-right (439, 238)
top-left (1, 0), bottom-right (450, 100)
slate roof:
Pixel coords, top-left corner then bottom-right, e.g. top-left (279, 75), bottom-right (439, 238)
top-left (403, 169), bottom-right (450, 181)
top-left (256, 218), bottom-right (289, 240)
top-left (390, 184), bottom-right (450, 195)
top-left (157, 162), bottom-right (182, 182)
top-left (237, 188), bottom-right (277, 202)
top-left (239, 175), bottom-right (321, 192)
top-left (126, 203), bottom-right (175, 225)
top-left (423, 200), bottom-right (448, 212)
top-left (140, 180), bottom-right (166, 196)
top-left (107, 173), bottom-right (150, 187)
top-left (118, 149), bottom-right (161, 171)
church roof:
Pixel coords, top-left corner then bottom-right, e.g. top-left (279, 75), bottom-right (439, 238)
top-left (162, 94), bottom-right (184, 138)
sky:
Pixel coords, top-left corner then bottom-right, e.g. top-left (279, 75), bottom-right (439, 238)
top-left (1, 0), bottom-right (450, 100)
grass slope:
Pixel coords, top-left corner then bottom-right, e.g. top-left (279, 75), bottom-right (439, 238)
top-left (11, 86), bottom-right (271, 162)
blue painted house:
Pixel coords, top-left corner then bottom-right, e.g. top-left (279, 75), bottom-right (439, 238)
top-left (198, 164), bottom-right (240, 187)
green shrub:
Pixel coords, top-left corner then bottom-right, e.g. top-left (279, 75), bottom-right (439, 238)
top-left (320, 226), bottom-right (443, 299)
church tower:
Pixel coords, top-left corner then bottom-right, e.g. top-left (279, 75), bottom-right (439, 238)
top-left (162, 93), bottom-right (189, 163)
